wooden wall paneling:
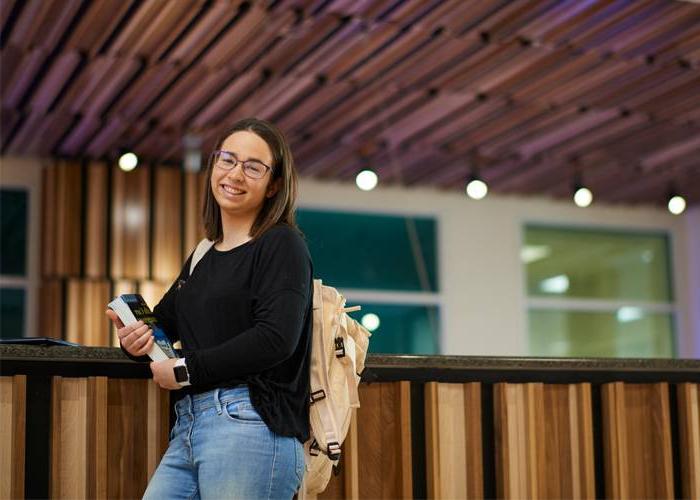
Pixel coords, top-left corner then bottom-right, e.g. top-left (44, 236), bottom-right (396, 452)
top-left (425, 382), bottom-right (483, 499)
top-left (494, 383), bottom-right (546, 498)
top-left (66, 279), bottom-right (111, 346)
top-left (41, 162), bottom-right (57, 276)
top-left (111, 165), bottom-right (150, 280)
top-left (51, 376), bottom-right (108, 499)
top-left (541, 384), bottom-right (595, 499)
top-left (184, 170), bottom-right (206, 255)
top-left (146, 381), bottom-right (170, 480)
top-left (353, 381), bottom-right (412, 499)
top-left (39, 278), bottom-right (64, 339)
top-left (152, 166), bottom-right (182, 282)
top-left (677, 383), bottom-right (700, 499)
top-left (602, 382), bottom-right (674, 499)
top-left (55, 160), bottom-right (83, 276)
top-left (106, 379), bottom-right (159, 498)
top-left (84, 161), bottom-right (109, 278)
top-left (344, 408), bottom-right (359, 499)
top-left (139, 280), bottom-right (171, 311)
top-left (0, 375), bottom-right (26, 499)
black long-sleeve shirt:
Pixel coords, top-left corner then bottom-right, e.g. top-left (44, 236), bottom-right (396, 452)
top-left (135, 224), bottom-right (313, 442)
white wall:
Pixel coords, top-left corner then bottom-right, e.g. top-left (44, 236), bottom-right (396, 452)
top-left (298, 178), bottom-right (696, 358)
top-left (0, 155), bottom-right (45, 339)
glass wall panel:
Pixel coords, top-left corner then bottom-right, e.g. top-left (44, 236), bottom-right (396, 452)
top-left (524, 226), bottom-right (672, 302)
top-left (356, 303), bottom-right (439, 355)
top-left (529, 309), bottom-right (674, 358)
top-left (297, 209), bottom-right (438, 292)
top-left (0, 288), bottom-right (25, 338)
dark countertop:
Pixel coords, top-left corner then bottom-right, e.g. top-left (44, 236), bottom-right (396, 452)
top-left (2, 344), bottom-right (699, 383)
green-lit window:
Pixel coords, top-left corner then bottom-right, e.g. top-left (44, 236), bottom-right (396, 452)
top-left (297, 209), bottom-right (440, 354)
top-left (529, 310), bottom-right (674, 358)
top-left (297, 209), bottom-right (438, 292)
top-left (356, 303), bottom-right (440, 355)
top-left (1, 188), bottom-right (29, 338)
top-left (523, 226), bottom-right (675, 358)
top-left (1, 189), bottom-right (28, 276)
top-left (0, 288), bottom-right (25, 339)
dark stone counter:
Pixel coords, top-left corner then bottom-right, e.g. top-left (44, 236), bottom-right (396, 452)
top-left (2, 344), bottom-right (699, 383)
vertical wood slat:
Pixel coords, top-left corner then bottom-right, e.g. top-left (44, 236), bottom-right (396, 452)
top-left (41, 162), bottom-right (57, 276)
top-left (0, 375), bottom-right (26, 500)
top-left (52, 377), bottom-right (169, 499)
top-left (425, 382), bottom-right (482, 499)
top-left (184, 171), bottom-right (206, 255)
top-left (152, 166), bottom-right (182, 281)
top-left (84, 162), bottom-right (109, 278)
top-left (39, 278), bottom-right (64, 339)
top-left (106, 379), bottom-right (151, 499)
top-left (65, 279), bottom-right (111, 346)
top-left (139, 280), bottom-right (170, 311)
top-left (146, 381), bottom-right (170, 480)
top-left (677, 383), bottom-right (700, 499)
top-left (602, 382), bottom-right (674, 499)
top-left (544, 383), bottom-right (596, 498)
top-left (42, 161), bottom-right (82, 276)
top-left (51, 376), bottom-right (108, 499)
top-left (494, 383), bottom-right (595, 499)
top-left (353, 381), bottom-right (412, 499)
top-left (343, 408), bottom-right (360, 499)
top-left (111, 166), bottom-right (150, 279)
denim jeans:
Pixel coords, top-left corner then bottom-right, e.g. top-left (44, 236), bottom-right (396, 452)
top-left (143, 386), bottom-right (304, 499)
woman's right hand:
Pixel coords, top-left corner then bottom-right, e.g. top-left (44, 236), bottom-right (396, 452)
top-left (105, 309), bottom-right (154, 357)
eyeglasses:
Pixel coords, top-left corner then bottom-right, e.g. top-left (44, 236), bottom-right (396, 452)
top-left (211, 150), bottom-right (272, 179)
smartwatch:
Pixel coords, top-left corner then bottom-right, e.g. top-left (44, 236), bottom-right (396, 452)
top-left (173, 358), bottom-right (191, 386)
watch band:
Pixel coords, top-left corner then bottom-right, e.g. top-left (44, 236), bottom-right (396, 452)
top-left (173, 358), bottom-right (191, 386)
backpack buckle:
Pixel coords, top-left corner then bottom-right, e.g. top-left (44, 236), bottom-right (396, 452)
top-left (334, 337), bottom-right (345, 358)
top-left (327, 441), bottom-right (341, 461)
top-left (310, 389), bottom-right (326, 404)
top-left (309, 440), bottom-right (320, 456)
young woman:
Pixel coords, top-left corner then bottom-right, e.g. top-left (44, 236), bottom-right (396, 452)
top-left (106, 118), bottom-right (312, 499)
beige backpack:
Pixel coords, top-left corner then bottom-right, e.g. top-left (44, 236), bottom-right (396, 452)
top-left (190, 240), bottom-right (372, 497)
top-left (299, 280), bottom-right (371, 498)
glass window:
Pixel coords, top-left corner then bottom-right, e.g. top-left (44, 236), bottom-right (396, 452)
top-left (524, 225), bottom-right (676, 358)
top-left (0, 189), bottom-right (28, 276)
top-left (355, 303), bottom-right (440, 355)
top-left (0, 288), bottom-right (26, 339)
top-left (529, 309), bottom-right (674, 358)
top-left (297, 209), bottom-right (438, 292)
top-left (524, 226), bottom-right (672, 302)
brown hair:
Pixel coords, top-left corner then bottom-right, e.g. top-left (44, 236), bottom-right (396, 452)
top-left (202, 118), bottom-right (298, 241)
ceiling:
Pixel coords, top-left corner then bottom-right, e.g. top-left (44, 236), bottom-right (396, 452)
top-left (1, 0), bottom-right (699, 207)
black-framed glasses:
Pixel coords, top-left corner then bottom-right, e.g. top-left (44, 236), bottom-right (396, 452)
top-left (211, 150), bottom-right (272, 179)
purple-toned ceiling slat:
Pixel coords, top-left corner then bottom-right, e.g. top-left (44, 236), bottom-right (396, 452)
top-left (1, 48), bottom-right (47, 108)
top-left (29, 51), bottom-right (82, 113)
top-left (166, 0), bottom-right (241, 66)
top-left (0, 0), bottom-right (698, 205)
top-left (58, 115), bottom-right (102, 156)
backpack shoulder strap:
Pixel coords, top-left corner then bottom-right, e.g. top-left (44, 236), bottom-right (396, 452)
top-left (190, 239), bottom-right (215, 276)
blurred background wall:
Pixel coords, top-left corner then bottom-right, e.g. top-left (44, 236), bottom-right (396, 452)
top-left (2, 153), bottom-right (698, 358)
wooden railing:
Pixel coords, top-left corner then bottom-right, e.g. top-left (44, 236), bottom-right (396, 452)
top-left (1, 346), bottom-right (699, 499)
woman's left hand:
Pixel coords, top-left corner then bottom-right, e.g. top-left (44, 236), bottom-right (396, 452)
top-left (150, 358), bottom-right (181, 390)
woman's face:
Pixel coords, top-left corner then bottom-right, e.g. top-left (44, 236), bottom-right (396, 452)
top-left (210, 130), bottom-right (278, 222)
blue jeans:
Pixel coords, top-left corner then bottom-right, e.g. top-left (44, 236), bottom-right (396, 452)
top-left (143, 386), bottom-right (304, 499)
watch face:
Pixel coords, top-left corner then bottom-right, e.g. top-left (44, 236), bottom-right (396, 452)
top-left (174, 365), bottom-right (188, 383)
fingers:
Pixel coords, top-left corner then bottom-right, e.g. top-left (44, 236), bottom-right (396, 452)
top-left (105, 309), bottom-right (125, 329)
top-left (134, 334), bottom-right (154, 357)
top-left (118, 320), bottom-right (152, 356)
